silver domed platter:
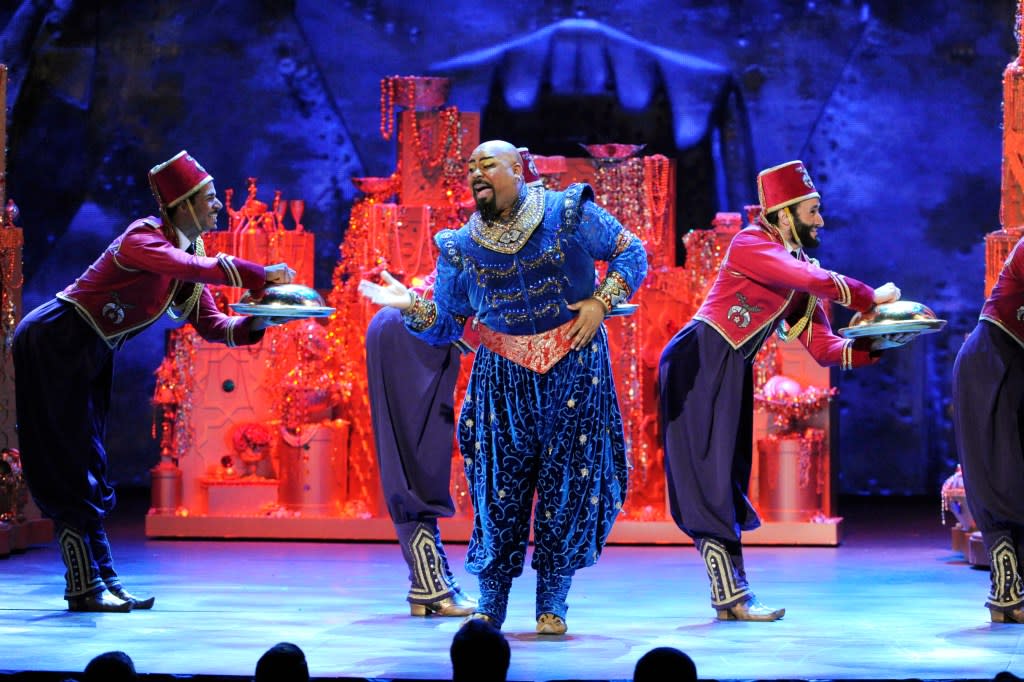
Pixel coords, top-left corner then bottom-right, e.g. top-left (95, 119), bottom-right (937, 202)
top-left (230, 284), bottom-right (335, 319)
top-left (838, 300), bottom-right (946, 348)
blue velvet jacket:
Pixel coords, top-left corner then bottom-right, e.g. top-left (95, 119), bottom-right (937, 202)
top-left (404, 183), bottom-right (648, 344)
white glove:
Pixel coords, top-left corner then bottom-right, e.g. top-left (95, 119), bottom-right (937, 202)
top-left (870, 331), bottom-right (920, 351)
top-left (357, 270), bottom-right (413, 310)
top-left (873, 282), bottom-right (901, 305)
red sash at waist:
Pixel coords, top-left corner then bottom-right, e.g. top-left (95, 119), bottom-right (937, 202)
top-left (476, 319), bottom-right (574, 374)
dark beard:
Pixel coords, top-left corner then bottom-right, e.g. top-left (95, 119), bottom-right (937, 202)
top-left (477, 184), bottom-right (526, 222)
top-left (475, 192), bottom-right (498, 219)
top-left (794, 214), bottom-right (820, 249)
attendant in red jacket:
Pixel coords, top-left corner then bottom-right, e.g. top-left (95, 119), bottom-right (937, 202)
top-left (13, 151), bottom-right (296, 612)
top-left (658, 160), bottom-right (903, 621)
top-left (953, 237), bottom-right (1024, 623)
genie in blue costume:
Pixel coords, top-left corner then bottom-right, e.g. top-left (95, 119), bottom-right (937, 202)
top-left (360, 140), bottom-right (647, 634)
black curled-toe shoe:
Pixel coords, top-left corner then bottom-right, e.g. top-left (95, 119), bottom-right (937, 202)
top-left (716, 597), bottom-right (785, 622)
top-left (67, 589), bottom-right (133, 613)
top-left (108, 586), bottom-right (155, 610)
top-left (409, 591), bottom-right (477, 617)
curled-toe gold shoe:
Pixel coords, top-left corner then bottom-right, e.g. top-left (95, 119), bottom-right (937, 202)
top-left (536, 613), bottom-right (568, 635)
top-left (108, 586), bottom-right (155, 610)
top-left (716, 597), bottom-right (785, 622)
top-left (990, 607), bottom-right (1024, 623)
top-left (462, 612), bottom-right (495, 626)
top-left (409, 591), bottom-right (477, 617)
top-left (67, 589), bottom-right (133, 613)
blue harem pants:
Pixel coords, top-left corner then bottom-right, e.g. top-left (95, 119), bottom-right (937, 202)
top-left (459, 325), bottom-right (628, 579)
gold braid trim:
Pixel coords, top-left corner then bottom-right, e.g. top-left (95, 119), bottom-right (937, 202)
top-left (828, 270), bottom-right (851, 307)
top-left (698, 537), bottom-right (751, 608)
top-left (168, 236), bottom-right (206, 321)
top-left (226, 317), bottom-right (244, 347)
top-left (217, 253), bottom-right (243, 288)
top-left (776, 294), bottom-right (816, 343)
top-left (988, 537), bottom-right (1024, 608)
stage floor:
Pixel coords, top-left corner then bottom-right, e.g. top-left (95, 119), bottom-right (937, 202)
top-left (0, 493), bottom-right (1019, 681)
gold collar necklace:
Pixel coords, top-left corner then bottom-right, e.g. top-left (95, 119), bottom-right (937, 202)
top-left (469, 185), bottom-right (546, 255)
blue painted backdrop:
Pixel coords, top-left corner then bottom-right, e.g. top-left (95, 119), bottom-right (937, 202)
top-left (0, 0), bottom-right (1013, 495)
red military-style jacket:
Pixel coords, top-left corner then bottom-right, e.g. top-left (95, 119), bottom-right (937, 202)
top-left (57, 217), bottom-right (268, 349)
top-left (981, 236), bottom-right (1024, 347)
top-left (693, 223), bottom-right (878, 369)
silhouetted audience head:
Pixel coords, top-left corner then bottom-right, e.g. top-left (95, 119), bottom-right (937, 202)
top-left (995, 673), bottom-right (1023, 682)
top-left (254, 642), bottom-right (309, 682)
top-left (451, 617), bottom-right (510, 682)
top-left (633, 646), bottom-right (697, 682)
top-left (84, 651), bottom-right (137, 682)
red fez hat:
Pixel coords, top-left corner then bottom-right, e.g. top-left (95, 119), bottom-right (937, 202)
top-left (757, 160), bottom-right (819, 214)
top-left (518, 147), bottom-right (543, 186)
top-left (148, 150), bottom-right (213, 209)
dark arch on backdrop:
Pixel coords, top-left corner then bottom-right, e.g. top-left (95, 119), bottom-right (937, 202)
top-left (431, 18), bottom-right (757, 265)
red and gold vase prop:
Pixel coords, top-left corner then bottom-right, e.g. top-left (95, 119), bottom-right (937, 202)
top-left (754, 376), bottom-right (836, 522)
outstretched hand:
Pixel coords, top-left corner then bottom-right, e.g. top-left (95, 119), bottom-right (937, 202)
top-left (357, 270), bottom-right (413, 310)
top-left (873, 282), bottom-right (901, 305)
top-left (566, 298), bottom-right (606, 350)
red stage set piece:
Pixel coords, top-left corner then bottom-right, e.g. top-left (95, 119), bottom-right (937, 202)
top-left (397, 109), bottom-right (480, 207)
top-left (0, 63), bottom-right (53, 554)
top-left (147, 74), bottom-right (842, 545)
top-left (202, 178), bottom-right (316, 307)
top-left (527, 151), bottom-right (677, 269)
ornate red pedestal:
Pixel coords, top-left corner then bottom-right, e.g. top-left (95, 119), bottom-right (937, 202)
top-left (144, 334), bottom-right (374, 539)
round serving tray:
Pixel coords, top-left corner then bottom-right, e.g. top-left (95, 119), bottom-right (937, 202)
top-left (230, 303), bottom-right (335, 318)
top-left (838, 318), bottom-right (947, 339)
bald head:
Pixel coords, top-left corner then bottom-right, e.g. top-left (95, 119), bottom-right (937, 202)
top-left (468, 140), bottom-right (524, 219)
top-left (473, 140), bottom-right (520, 164)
